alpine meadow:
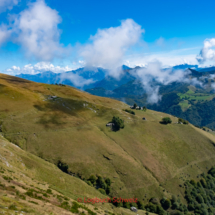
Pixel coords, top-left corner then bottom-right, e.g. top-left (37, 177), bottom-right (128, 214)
top-left (1, 0), bottom-right (215, 214)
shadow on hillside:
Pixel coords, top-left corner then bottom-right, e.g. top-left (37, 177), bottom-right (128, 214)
top-left (33, 97), bottom-right (92, 128)
top-left (37, 114), bottom-right (67, 128)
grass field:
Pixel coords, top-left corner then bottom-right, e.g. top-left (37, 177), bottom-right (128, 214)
top-left (1, 73), bottom-right (215, 207)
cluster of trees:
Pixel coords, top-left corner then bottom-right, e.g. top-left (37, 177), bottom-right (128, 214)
top-left (137, 166), bottom-right (215, 215)
top-left (178, 118), bottom-right (189, 124)
top-left (54, 83), bottom-right (66, 86)
top-left (85, 175), bottom-right (111, 195)
top-left (57, 157), bottom-right (215, 215)
top-left (161, 117), bottom-right (172, 124)
top-left (133, 103), bottom-right (147, 111)
top-left (112, 195), bottom-right (187, 215)
top-left (123, 109), bottom-right (135, 115)
top-left (57, 161), bottom-right (112, 196)
top-left (184, 167), bottom-right (215, 215)
top-left (112, 116), bottom-right (124, 131)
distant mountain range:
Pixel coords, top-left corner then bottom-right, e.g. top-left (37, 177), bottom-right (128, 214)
top-left (16, 64), bottom-right (215, 129)
top-left (17, 67), bottom-right (107, 90)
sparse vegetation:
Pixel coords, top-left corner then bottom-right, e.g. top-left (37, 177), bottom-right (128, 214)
top-left (161, 117), bottom-right (172, 124)
top-left (123, 109), bottom-right (135, 115)
top-left (178, 118), bottom-right (189, 124)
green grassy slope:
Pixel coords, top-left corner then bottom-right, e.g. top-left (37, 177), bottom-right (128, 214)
top-left (1, 73), bottom-right (215, 203)
top-left (0, 134), bottom-right (155, 215)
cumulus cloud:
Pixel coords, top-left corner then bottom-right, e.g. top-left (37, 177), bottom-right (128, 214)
top-left (132, 61), bottom-right (190, 103)
top-left (0, 0), bottom-right (69, 60)
top-left (4, 62), bottom-right (73, 75)
top-left (60, 72), bottom-right (94, 88)
top-left (0, 0), bottom-right (20, 12)
top-left (12, 0), bottom-right (69, 61)
top-left (197, 38), bottom-right (215, 63)
top-left (79, 19), bottom-right (144, 78)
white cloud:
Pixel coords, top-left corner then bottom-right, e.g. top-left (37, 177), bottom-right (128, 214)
top-left (0, 24), bottom-right (11, 46)
top-left (0, 0), bottom-right (20, 12)
top-left (0, 0), bottom-right (70, 60)
top-left (3, 62), bottom-right (73, 75)
top-left (12, 0), bottom-right (69, 61)
top-left (197, 38), bottom-right (215, 63)
top-left (124, 48), bottom-right (199, 68)
top-left (60, 72), bottom-right (94, 88)
top-left (156, 37), bottom-right (165, 47)
top-left (79, 19), bottom-right (144, 78)
top-left (132, 61), bottom-right (191, 103)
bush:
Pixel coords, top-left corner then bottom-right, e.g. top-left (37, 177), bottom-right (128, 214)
top-left (146, 202), bottom-right (157, 213)
top-left (162, 199), bottom-right (171, 210)
top-left (143, 106), bottom-right (147, 112)
top-left (123, 201), bottom-right (130, 209)
top-left (196, 194), bottom-right (204, 203)
top-left (161, 117), bottom-right (172, 124)
top-left (98, 188), bottom-right (106, 195)
top-left (137, 200), bottom-right (145, 210)
top-left (111, 116), bottom-right (124, 131)
top-left (97, 176), bottom-right (107, 190)
top-left (9, 204), bottom-right (17, 210)
top-left (123, 109), bottom-right (135, 115)
top-left (88, 175), bottom-right (97, 185)
top-left (105, 178), bottom-right (111, 186)
top-left (46, 189), bottom-right (52, 194)
top-left (178, 118), bottom-right (189, 124)
top-left (57, 161), bottom-right (69, 173)
top-left (106, 186), bottom-right (111, 194)
top-left (87, 180), bottom-right (93, 186)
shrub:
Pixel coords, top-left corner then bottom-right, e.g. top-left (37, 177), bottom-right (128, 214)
top-left (200, 178), bottom-right (207, 188)
top-left (46, 189), bottom-right (52, 194)
top-left (87, 180), bottom-right (93, 186)
top-left (123, 109), bottom-right (135, 115)
top-left (161, 117), bottom-right (172, 124)
top-left (172, 202), bottom-right (179, 210)
top-left (43, 193), bottom-right (48, 197)
top-left (97, 176), bottom-right (107, 190)
top-left (143, 106), bottom-right (147, 112)
top-left (146, 202), bottom-right (157, 213)
top-left (123, 201), bottom-right (130, 209)
top-left (57, 161), bottom-right (69, 173)
top-left (9, 204), bottom-right (17, 210)
top-left (137, 200), bottom-right (145, 209)
top-left (196, 194), bottom-right (204, 203)
top-left (98, 188), bottom-right (106, 195)
top-left (70, 202), bottom-right (80, 213)
top-left (112, 198), bottom-right (122, 207)
top-left (162, 199), bottom-right (171, 210)
top-left (88, 175), bottom-right (97, 185)
top-left (178, 118), bottom-right (189, 124)
top-left (106, 186), bottom-right (111, 195)
top-left (111, 116), bottom-right (124, 131)
top-left (105, 178), bottom-right (111, 186)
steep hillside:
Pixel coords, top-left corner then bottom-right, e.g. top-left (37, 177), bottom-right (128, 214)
top-left (1, 73), bottom-right (215, 205)
top-left (0, 134), bottom-right (152, 215)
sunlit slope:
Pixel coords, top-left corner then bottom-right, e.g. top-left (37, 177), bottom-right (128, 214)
top-left (0, 134), bottom-right (153, 215)
top-left (1, 73), bottom-right (215, 201)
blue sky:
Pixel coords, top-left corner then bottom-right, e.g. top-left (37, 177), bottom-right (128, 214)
top-left (0, 0), bottom-right (215, 75)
